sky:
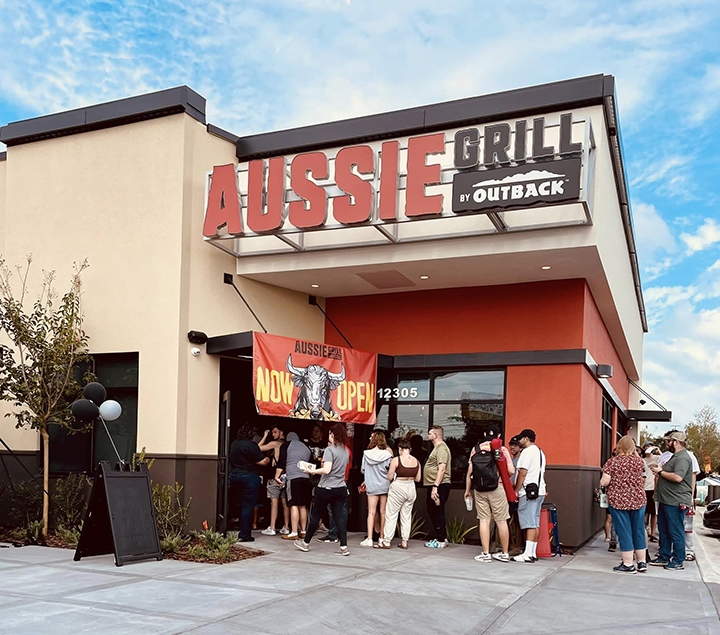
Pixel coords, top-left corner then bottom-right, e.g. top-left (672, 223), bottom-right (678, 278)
top-left (0, 0), bottom-right (718, 432)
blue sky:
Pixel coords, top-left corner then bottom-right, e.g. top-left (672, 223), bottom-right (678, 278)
top-left (1, 0), bottom-right (719, 432)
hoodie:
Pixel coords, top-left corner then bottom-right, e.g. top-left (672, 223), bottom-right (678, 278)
top-left (362, 447), bottom-right (393, 495)
top-left (279, 432), bottom-right (311, 481)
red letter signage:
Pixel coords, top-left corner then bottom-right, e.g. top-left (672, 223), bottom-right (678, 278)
top-left (203, 164), bottom-right (243, 237)
top-left (247, 157), bottom-right (286, 232)
top-left (378, 141), bottom-right (399, 221)
top-left (405, 133), bottom-right (445, 217)
top-left (333, 145), bottom-right (374, 224)
top-left (289, 152), bottom-right (328, 229)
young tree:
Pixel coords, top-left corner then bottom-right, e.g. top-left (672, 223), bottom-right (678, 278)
top-left (685, 405), bottom-right (720, 474)
top-left (0, 256), bottom-right (91, 535)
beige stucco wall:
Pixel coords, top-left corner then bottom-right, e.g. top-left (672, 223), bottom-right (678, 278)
top-left (0, 113), bottom-right (324, 458)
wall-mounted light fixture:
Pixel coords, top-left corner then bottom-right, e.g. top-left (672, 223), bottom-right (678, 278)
top-left (596, 364), bottom-right (613, 379)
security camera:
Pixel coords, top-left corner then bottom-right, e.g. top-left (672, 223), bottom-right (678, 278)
top-left (187, 331), bottom-right (208, 345)
top-left (191, 347), bottom-right (201, 357)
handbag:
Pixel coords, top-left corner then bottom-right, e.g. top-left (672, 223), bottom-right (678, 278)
top-left (593, 486), bottom-right (608, 508)
top-left (525, 448), bottom-right (543, 500)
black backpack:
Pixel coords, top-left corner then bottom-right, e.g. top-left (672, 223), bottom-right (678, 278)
top-left (471, 444), bottom-right (499, 492)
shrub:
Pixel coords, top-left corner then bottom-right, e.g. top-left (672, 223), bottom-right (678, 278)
top-left (160, 535), bottom-right (189, 553)
top-left (56, 524), bottom-right (82, 548)
top-left (7, 477), bottom-right (43, 527)
top-left (12, 520), bottom-right (45, 545)
top-left (52, 473), bottom-right (90, 530)
top-left (187, 529), bottom-right (238, 560)
top-left (152, 482), bottom-right (191, 540)
top-left (397, 512), bottom-right (427, 539)
top-left (445, 517), bottom-right (477, 544)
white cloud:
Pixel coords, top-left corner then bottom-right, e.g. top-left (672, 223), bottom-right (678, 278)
top-left (680, 218), bottom-right (720, 254)
top-left (632, 201), bottom-right (677, 265)
top-left (643, 303), bottom-right (720, 427)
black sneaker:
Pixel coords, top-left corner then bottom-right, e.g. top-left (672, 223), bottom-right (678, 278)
top-left (664, 561), bottom-right (684, 571)
top-left (613, 563), bottom-right (637, 574)
top-left (648, 556), bottom-right (669, 567)
top-left (608, 541), bottom-right (617, 552)
top-left (637, 562), bottom-right (647, 573)
top-left (317, 535), bottom-right (338, 543)
top-left (238, 536), bottom-right (255, 543)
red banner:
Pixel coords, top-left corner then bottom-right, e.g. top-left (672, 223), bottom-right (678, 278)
top-left (252, 332), bottom-right (377, 425)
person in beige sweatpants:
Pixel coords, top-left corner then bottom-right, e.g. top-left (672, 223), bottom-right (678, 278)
top-left (377, 439), bottom-right (421, 549)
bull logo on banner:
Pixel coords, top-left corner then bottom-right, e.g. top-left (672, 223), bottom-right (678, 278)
top-left (286, 355), bottom-right (345, 420)
top-left (252, 332), bottom-right (377, 425)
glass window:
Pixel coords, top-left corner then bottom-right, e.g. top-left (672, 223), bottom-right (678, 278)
top-left (434, 371), bottom-right (504, 401)
top-left (434, 403), bottom-right (504, 482)
top-left (396, 404), bottom-right (429, 435)
top-left (49, 352), bottom-right (139, 474)
top-left (601, 396), bottom-right (614, 466)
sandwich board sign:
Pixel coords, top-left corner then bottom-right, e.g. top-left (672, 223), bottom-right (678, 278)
top-left (74, 461), bottom-right (162, 567)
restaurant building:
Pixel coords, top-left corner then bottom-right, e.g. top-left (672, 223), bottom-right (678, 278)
top-left (0, 74), bottom-right (668, 547)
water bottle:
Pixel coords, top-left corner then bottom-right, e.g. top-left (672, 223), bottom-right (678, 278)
top-left (684, 507), bottom-right (695, 534)
top-left (465, 495), bottom-right (473, 511)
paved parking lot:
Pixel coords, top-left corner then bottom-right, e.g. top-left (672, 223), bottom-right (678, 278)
top-left (1, 521), bottom-right (719, 635)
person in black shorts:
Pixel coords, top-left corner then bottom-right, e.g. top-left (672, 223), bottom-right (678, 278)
top-left (276, 432), bottom-right (313, 540)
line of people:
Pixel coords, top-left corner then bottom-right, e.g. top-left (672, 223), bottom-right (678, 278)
top-left (230, 421), bottom-right (547, 559)
top-left (599, 430), bottom-right (699, 573)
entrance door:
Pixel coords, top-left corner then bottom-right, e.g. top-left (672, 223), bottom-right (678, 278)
top-left (215, 391), bottom-right (231, 535)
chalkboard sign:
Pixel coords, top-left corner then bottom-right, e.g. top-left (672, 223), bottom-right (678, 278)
top-left (74, 461), bottom-right (163, 567)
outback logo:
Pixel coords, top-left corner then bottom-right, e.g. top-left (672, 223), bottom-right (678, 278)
top-left (452, 157), bottom-right (581, 213)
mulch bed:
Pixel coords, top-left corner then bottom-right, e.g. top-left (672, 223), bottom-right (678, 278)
top-left (162, 536), bottom-right (266, 564)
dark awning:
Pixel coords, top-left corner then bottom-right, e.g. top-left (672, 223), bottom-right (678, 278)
top-left (206, 331), bottom-right (253, 358)
top-left (626, 409), bottom-right (672, 422)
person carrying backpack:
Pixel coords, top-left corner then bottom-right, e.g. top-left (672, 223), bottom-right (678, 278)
top-left (464, 425), bottom-right (515, 562)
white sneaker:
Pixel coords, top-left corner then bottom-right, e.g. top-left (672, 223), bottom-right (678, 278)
top-left (511, 554), bottom-right (534, 563)
top-left (261, 527), bottom-right (276, 536)
top-left (359, 538), bottom-right (374, 547)
top-left (492, 552), bottom-right (510, 563)
top-left (335, 546), bottom-right (350, 556)
top-left (474, 552), bottom-right (491, 562)
top-left (279, 527), bottom-right (291, 535)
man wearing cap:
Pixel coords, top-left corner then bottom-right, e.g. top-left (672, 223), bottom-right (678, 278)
top-left (649, 431), bottom-right (693, 570)
top-left (512, 429), bottom-right (546, 562)
top-left (464, 425), bottom-right (515, 562)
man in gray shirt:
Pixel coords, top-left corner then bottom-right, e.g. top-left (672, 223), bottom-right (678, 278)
top-left (649, 431), bottom-right (693, 570)
top-left (276, 432), bottom-right (312, 541)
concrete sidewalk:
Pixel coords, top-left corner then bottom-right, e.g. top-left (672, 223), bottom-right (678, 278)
top-left (0, 528), bottom-right (718, 635)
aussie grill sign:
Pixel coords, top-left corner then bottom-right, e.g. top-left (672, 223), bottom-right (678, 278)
top-left (203, 112), bottom-right (586, 240)
top-left (252, 332), bottom-right (378, 425)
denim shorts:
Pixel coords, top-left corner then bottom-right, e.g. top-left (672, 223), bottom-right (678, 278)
top-left (518, 494), bottom-right (545, 529)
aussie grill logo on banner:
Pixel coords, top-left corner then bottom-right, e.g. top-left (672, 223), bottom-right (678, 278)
top-left (252, 333), bottom-right (377, 425)
top-left (202, 112), bottom-right (585, 239)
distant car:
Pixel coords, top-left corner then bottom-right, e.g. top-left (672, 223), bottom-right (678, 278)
top-left (703, 499), bottom-right (720, 530)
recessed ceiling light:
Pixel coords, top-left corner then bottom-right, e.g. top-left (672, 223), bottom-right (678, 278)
top-left (541, 266), bottom-right (552, 270)
top-left (419, 275), bottom-right (430, 280)
top-left (311, 284), bottom-right (320, 288)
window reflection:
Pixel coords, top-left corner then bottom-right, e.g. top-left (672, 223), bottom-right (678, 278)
top-left (433, 403), bottom-right (504, 483)
top-left (434, 371), bottom-right (504, 401)
top-left (397, 375), bottom-right (431, 401)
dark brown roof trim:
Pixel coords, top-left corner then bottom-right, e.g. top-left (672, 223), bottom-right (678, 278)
top-left (0, 86), bottom-right (206, 147)
top-left (235, 74), bottom-right (607, 161)
top-left (207, 123), bottom-right (239, 144)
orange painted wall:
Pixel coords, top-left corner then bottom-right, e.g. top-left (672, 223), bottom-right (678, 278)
top-left (581, 285), bottom-right (629, 405)
top-left (324, 278), bottom-right (620, 468)
top-left (324, 280), bottom-right (586, 355)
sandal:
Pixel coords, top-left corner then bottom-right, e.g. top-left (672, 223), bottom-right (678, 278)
top-left (397, 542), bottom-right (408, 549)
top-left (373, 541), bottom-right (392, 549)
